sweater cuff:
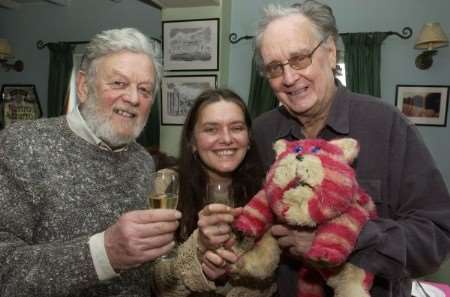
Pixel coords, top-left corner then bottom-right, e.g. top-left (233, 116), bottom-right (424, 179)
top-left (175, 229), bottom-right (216, 292)
top-left (88, 232), bottom-right (120, 281)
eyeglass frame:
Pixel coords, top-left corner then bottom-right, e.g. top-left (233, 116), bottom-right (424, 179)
top-left (263, 35), bottom-right (329, 79)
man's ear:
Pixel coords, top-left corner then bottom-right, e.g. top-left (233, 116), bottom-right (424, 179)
top-left (76, 71), bottom-right (89, 104)
top-left (326, 38), bottom-right (337, 71)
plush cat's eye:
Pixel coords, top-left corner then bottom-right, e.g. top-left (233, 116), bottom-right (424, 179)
top-left (294, 145), bottom-right (303, 154)
top-left (311, 146), bottom-right (321, 153)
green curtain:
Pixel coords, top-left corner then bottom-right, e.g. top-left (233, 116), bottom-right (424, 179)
top-left (137, 91), bottom-right (160, 149)
top-left (47, 43), bottom-right (74, 117)
top-left (247, 53), bottom-right (278, 119)
top-left (341, 32), bottom-right (388, 97)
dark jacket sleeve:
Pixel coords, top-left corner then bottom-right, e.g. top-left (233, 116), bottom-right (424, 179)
top-left (350, 118), bottom-right (450, 279)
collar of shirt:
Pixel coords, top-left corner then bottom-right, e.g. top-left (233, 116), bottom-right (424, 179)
top-left (66, 105), bottom-right (128, 152)
top-left (274, 84), bottom-right (350, 140)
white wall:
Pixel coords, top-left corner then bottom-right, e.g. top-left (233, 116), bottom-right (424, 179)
top-left (227, 0), bottom-right (450, 187)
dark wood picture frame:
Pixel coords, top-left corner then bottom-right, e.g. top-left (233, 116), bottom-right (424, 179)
top-left (395, 84), bottom-right (449, 127)
top-left (0, 84), bottom-right (43, 129)
top-left (163, 18), bottom-right (220, 71)
top-left (161, 75), bottom-right (217, 125)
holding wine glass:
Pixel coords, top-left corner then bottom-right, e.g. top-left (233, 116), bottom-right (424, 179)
top-left (149, 168), bottom-right (179, 209)
top-left (148, 168), bottom-right (179, 260)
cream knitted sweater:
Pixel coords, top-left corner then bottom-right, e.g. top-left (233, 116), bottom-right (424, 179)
top-left (150, 228), bottom-right (277, 296)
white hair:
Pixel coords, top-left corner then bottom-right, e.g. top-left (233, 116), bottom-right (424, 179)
top-left (254, 1), bottom-right (338, 73)
top-left (80, 27), bottom-right (162, 93)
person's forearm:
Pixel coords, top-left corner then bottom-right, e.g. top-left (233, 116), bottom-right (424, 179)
top-left (0, 234), bottom-right (99, 297)
top-left (351, 185), bottom-right (450, 279)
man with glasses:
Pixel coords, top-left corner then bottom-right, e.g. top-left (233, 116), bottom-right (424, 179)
top-left (247, 1), bottom-right (450, 297)
top-left (0, 28), bottom-right (181, 296)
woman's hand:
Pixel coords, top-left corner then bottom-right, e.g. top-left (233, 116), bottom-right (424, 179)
top-left (197, 203), bottom-right (241, 250)
top-left (197, 203), bottom-right (242, 280)
top-left (200, 247), bottom-right (238, 280)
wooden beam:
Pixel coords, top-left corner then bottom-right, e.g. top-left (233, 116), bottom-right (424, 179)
top-left (0, 0), bottom-right (20, 9)
top-left (45, 0), bottom-right (70, 6)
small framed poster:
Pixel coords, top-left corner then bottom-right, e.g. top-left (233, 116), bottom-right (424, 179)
top-left (161, 75), bottom-right (217, 125)
top-left (0, 84), bottom-right (43, 129)
top-left (163, 18), bottom-right (219, 71)
top-left (395, 84), bottom-right (449, 126)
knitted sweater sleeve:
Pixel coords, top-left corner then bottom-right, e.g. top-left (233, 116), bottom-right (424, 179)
top-left (0, 152), bottom-right (99, 296)
top-left (150, 229), bottom-right (214, 296)
top-left (150, 229), bottom-right (277, 297)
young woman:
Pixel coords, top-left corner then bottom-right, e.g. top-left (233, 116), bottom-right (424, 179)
top-left (150, 88), bottom-right (275, 297)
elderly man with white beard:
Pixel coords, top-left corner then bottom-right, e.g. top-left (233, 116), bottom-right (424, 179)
top-left (0, 27), bottom-right (181, 297)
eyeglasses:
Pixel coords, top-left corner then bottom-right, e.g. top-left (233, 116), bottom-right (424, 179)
top-left (263, 36), bottom-right (329, 79)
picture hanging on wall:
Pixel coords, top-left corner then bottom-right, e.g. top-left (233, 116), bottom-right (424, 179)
top-left (161, 75), bottom-right (217, 125)
top-left (395, 84), bottom-right (449, 126)
top-left (163, 18), bottom-right (219, 71)
top-left (0, 84), bottom-right (43, 129)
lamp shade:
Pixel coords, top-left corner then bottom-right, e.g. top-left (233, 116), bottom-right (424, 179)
top-left (0, 38), bottom-right (13, 59)
top-left (415, 22), bottom-right (448, 50)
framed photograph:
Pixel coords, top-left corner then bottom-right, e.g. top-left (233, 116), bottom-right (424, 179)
top-left (163, 18), bottom-right (219, 71)
top-left (0, 84), bottom-right (43, 129)
top-left (161, 75), bottom-right (217, 125)
top-left (395, 85), bottom-right (449, 126)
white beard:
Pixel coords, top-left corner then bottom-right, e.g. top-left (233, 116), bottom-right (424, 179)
top-left (80, 92), bottom-right (149, 148)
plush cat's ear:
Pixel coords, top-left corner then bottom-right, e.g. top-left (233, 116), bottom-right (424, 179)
top-left (273, 139), bottom-right (288, 158)
top-left (329, 138), bottom-right (359, 163)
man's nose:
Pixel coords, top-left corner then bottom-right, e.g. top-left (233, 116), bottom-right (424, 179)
top-left (123, 87), bottom-right (139, 105)
top-left (282, 63), bottom-right (300, 86)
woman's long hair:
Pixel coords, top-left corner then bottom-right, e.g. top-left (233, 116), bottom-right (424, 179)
top-left (176, 88), bottom-right (265, 241)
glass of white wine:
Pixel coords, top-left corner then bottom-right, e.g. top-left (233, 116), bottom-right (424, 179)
top-left (148, 168), bottom-right (179, 210)
top-left (149, 169), bottom-right (179, 260)
top-left (205, 181), bottom-right (234, 207)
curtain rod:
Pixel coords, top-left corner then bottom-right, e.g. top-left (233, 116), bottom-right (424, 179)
top-left (229, 26), bottom-right (413, 44)
top-left (36, 37), bottom-right (161, 50)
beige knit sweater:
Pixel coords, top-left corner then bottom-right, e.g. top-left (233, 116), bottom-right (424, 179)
top-left (150, 229), bottom-right (277, 297)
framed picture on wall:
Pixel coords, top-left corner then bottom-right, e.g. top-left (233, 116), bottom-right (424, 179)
top-left (161, 75), bottom-right (217, 125)
top-left (0, 84), bottom-right (43, 129)
top-left (163, 18), bottom-right (219, 71)
top-left (395, 85), bottom-right (449, 126)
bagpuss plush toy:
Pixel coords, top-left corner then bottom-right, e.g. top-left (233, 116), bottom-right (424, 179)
top-left (231, 138), bottom-right (377, 297)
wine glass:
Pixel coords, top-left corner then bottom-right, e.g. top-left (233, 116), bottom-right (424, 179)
top-left (148, 169), bottom-right (179, 259)
top-left (148, 169), bottom-right (179, 209)
top-left (205, 181), bottom-right (234, 207)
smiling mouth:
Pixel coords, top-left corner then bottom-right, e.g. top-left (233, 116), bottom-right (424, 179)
top-left (288, 86), bottom-right (309, 96)
top-left (114, 108), bottom-right (137, 118)
top-left (215, 149), bottom-right (237, 157)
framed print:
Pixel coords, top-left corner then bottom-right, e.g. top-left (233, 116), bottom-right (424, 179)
top-left (0, 84), bottom-right (43, 129)
top-left (395, 85), bottom-right (449, 126)
top-left (163, 18), bottom-right (219, 71)
top-left (161, 75), bottom-right (217, 125)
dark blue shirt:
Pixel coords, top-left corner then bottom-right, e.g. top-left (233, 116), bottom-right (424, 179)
top-left (252, 86), bottom-right (450, 297)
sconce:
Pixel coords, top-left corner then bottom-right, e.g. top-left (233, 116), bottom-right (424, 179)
top-left (414, 22), bottom-right (448, 70)
top-left (0, 38), bottom-right (24, 72)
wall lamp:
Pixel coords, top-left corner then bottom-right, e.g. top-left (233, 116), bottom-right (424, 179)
top-left (0, 38), bottom-right (24, 72)
top-left (414, 22), bottom-right (448, 70)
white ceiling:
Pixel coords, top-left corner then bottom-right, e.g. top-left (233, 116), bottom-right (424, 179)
top-left (0, 0), bottom-right (220, 9)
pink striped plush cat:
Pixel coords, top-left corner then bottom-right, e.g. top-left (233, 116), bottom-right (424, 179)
top-left (231, 138), bottom-right (377, 297)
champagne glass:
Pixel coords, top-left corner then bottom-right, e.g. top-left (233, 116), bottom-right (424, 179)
top-left (148, 169), bottom-right (179, 209)
top-left (205, 181), bottom-right (234, 207)
top-left (148, 169), bottom-right (179, 259)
